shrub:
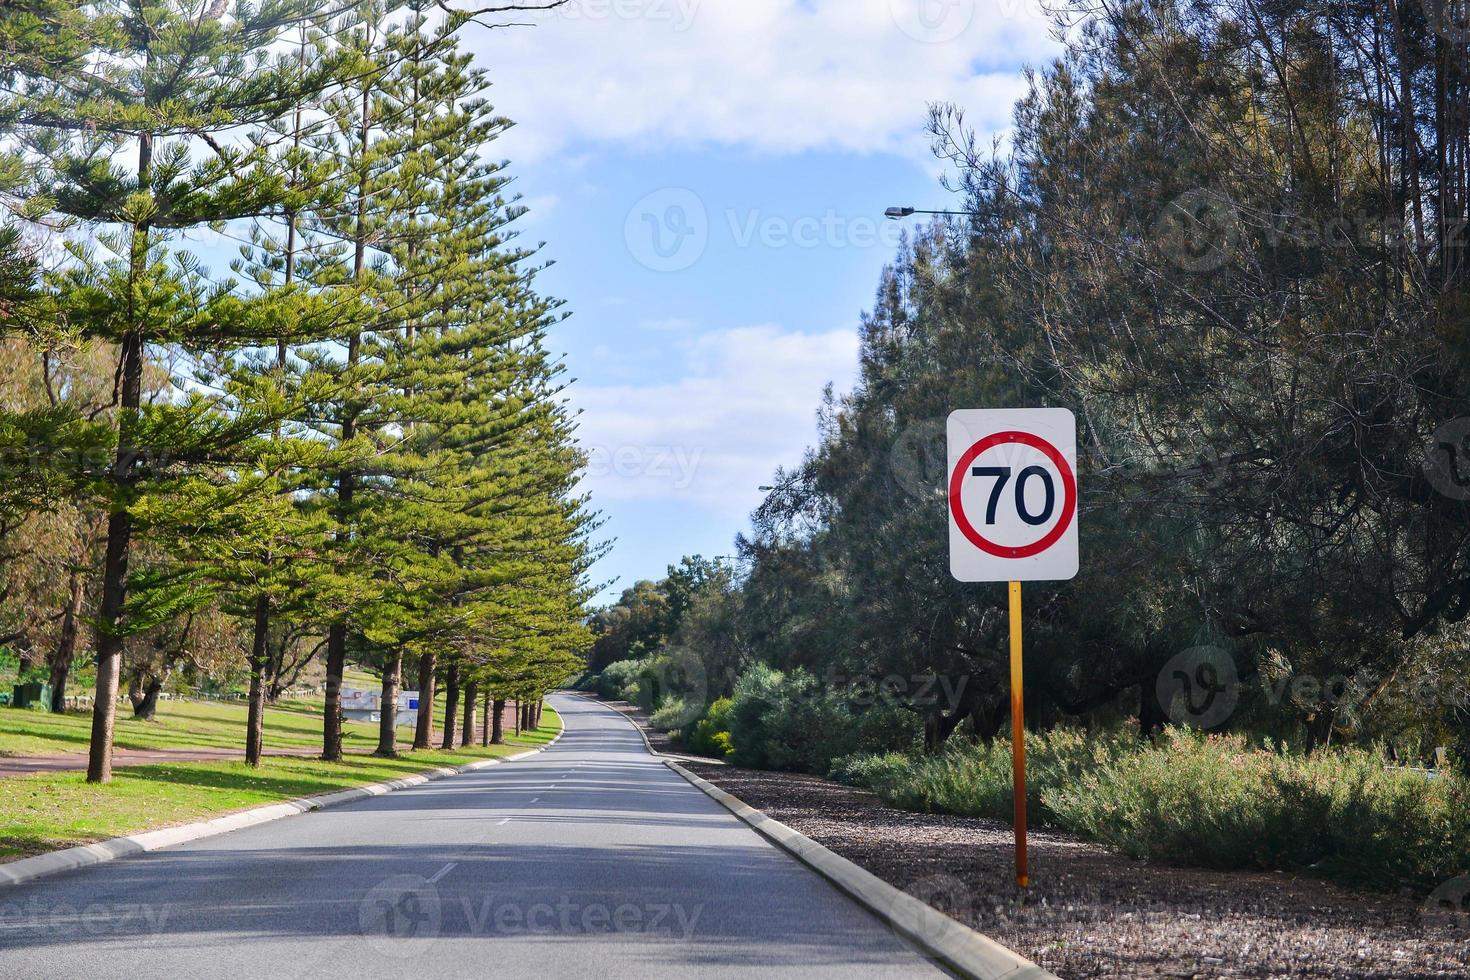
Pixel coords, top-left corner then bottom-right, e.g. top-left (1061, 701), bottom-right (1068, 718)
top-left (649, 697), bottom-right (692, 732)
top-left (567, 671), bottom-right (600, 692)
top-left (837, 726), bottom-right (1470, 891)
top-left (683, 697), bottom-right (735, 758)
top-left (725, 664), bottom-right (920, 774)
top-left (596, 659), bottom-right (645, 701)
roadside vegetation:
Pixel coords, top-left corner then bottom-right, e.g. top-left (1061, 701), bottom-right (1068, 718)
top-left (578, 0), bottom-right (1470, 898)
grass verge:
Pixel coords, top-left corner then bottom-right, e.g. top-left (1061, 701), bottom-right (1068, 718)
top-left (0, 706), bottom-right (560, 862)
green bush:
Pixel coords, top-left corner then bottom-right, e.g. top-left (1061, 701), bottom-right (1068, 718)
top-left (568, 671), bottom-right (600, 692)
top-left (836, 726), bottom-right (1470, 891)
top-left (725, 664), bottom-right (919, 774)
top-left (1048, 729), bottom-right (1470, 889)
top-left (596, 659), bottom-right (646, 701)
top-left (683, 697), bottom-right (735, 758)
top-left (649, 697), bottom-right (691, 732)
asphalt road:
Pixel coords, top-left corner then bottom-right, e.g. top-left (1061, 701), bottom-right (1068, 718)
top-left (0, 694), bottom-right (950, 979)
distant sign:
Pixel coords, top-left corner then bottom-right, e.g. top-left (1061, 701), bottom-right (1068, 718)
top-left (341, 689), bottom-right (420, 728)
top-left (947, 409), bottom-right (1079, 583)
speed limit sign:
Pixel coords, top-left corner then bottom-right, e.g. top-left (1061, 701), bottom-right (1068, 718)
top-left (947, 407), bottom-right (1079, 891)
top-left (948, 408), bottom-right (1079, 582)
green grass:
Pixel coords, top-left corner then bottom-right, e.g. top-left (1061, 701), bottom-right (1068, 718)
top-left (0, 706), bottom-right (560, 861)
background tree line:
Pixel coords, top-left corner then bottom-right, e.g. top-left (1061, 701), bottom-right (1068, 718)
top-left (0, 0), bottom-right (594, 782)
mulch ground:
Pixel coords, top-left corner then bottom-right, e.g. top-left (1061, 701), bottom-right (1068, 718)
top-left (678, 763), bottom-right (1470, 979)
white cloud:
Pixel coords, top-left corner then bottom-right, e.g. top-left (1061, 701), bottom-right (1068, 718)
top-left (470, 0), bottom-right (1058, 162)
top-left (572, 323), bottom-right (858, 515)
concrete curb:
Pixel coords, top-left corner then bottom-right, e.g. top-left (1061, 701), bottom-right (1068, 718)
top-left (0, 720), bottom-right (565, 891)
top-left (664, 759), bottom-right (1058, 980)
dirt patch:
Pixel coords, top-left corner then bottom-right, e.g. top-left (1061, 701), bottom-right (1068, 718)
top-left (679, 763), bottom-right (1470, 979)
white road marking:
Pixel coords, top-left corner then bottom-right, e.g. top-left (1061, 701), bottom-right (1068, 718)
top-left (497, 817), bottom-right (511, 826)
top-left (530, 797), bottom-right (540, 803)
top-left (428, 863), bottom-right (457, 884)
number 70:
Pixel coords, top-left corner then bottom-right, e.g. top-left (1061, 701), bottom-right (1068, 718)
top-left (971, 466), bottom-right (1057, 526)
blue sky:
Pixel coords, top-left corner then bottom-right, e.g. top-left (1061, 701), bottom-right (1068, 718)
top-left (461, 1), bottom-right (1060, 601)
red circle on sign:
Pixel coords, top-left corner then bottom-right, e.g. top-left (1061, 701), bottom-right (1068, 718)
top-left (949, 431), bottom-right (1077, 559)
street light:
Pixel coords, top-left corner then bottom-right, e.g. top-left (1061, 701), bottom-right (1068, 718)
top-left (885, 206), bottom-right (975, 220)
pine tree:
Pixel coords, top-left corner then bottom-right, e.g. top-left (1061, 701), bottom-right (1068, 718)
top-left (4, 0), bottom-right (340, 782)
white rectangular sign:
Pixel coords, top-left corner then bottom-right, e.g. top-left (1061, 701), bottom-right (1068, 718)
top-left (947, 408), bottom-right (1079, 583)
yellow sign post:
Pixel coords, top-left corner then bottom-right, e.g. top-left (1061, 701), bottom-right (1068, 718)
top-left (1008, 580), bottom-right (1028, 888)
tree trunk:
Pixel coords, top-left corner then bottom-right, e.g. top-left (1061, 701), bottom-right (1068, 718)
top-left (480, 690), bottom-right (489, 747)
top-left (376, 648), bottom-right (403, 758)
top-left (514, 699), bottom-right (522, 737)
top-left (48, 565), bottom-right (86, 714)
top-left (969, 699), bottom-right (1007, 742)
top-left (245, 593), bottom-right (270, 766)
top-left (131, 675), bottom-right (165, 721)
top-left (322, 621), bottom-right (347, 762)
top-left (413, 650), bottom-right (436, 749)
top-left (491, 697), bottom-right (506, 744)
top-left (460, 681), bottom-right (478, 748)
top-left (1138, 683), bottom-right (1168, 741)
top-left (1304, 706), bottom-right (1336, 754)
top-left (88, 128), bottom-right (152, 784)
top-left (440, 663), bottom-right (459, 751)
